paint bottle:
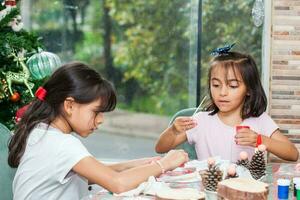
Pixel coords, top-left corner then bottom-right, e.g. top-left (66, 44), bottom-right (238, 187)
top-left (277, 178), bottom-right (290, 200)
top-left (294, 177), bottom-right (300, 198)
top-left (296, 183), bottom-right (300, 200)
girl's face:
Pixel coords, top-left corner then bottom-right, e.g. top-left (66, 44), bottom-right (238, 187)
top-left (210, 65), bottom-right (248, 115)
top-left (68, 98), bottom-right (104, 137)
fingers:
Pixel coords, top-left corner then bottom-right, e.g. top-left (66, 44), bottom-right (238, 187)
top-left (177, 149), bottom-right (189, 161)
top-left (176, 117), bottom-right (197, 125)
top-left (174, 118), bottom-right (197, 132)
top-left (235, 135), bottom-right (256, 146)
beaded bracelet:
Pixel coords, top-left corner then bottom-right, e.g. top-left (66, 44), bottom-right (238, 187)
top-left (155, 160), bottom-right (165, 174)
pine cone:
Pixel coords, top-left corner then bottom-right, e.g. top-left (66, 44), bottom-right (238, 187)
top-left (249, 150), bottom-right (266, 180)
top-left (236, 159), bottom-right (250, 169)
top-left (201, 164), bottom-right (223, 191)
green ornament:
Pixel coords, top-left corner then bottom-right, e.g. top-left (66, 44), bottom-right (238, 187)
top-left (26, 49), bottom-right (61, 80)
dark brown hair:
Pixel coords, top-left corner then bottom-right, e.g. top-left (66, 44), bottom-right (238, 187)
top-left (206, 52), bottom-right (267, 119)
top-left (8, 62), bottom-right (117, 168)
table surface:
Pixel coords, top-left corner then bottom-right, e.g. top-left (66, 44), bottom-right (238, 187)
top-left (82, 163), bottom-right (295, 200)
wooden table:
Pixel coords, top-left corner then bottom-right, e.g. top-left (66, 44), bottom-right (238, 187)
top-left (82, 163), bottom-right (295, 200)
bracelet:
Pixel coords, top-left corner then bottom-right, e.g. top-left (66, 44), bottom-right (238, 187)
top-left (256, 134), bottom-right (262, 147)
top-left (155, 160), bottom-right (165, 174)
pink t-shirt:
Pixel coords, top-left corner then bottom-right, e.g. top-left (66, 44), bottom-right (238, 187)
top-left (186, 112), bottom-right (278, 162)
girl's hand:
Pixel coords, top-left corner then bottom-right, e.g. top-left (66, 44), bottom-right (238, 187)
top-left (143, 156), bottom-right (161, 165)
top-left (172, 117), bottom-right (197, 134)
top-left (235, 127), bottom-right (257, 147)
top-left (160, 149), bottom-right (189, 171)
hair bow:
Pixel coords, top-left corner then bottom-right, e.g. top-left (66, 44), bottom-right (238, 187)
top-left (211, 43), bottom-right (235, 56)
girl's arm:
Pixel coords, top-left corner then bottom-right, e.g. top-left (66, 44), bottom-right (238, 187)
top-left (236, 128), bottom-right (298, 161)
top-left (155, 116), bottom-right (197, 153)
top-left (73, 150), bottom-right (188, 194)
top-left (107, 156), bottom-right (161, 172)
top-left (262, 130), bottom-right (299, 161)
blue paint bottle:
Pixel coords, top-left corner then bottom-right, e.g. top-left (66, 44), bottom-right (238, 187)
top-left (277, 178), bottom-right (290, 200)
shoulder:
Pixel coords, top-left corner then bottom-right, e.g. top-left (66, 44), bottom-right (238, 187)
top-left (29, 127), bottom-right (83, 147)
top-left (60, 134), bottom-right (84, 148)
top-left (250, 112), bottom-right (273, 122)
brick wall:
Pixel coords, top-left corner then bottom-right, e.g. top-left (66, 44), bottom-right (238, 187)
top-left (268, 0), bottom-right (300, 162)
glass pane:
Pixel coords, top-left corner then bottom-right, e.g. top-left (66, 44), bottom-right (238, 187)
top-left (22, 0), bottom-right (198, 159)
top-left (201, 0), bottom-right (262, 96)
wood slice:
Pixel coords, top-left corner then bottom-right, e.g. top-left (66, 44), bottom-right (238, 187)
top-left (156, 188), bottom-right (205, 200)
top-left (217, 178), bottom-right (269, 200)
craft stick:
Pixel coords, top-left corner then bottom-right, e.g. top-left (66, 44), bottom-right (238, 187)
top-left (192, 95), bottom-right (207, 116)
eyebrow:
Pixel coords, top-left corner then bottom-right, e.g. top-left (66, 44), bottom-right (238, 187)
top-left (93, 105), bottom-right (103, 112)
top-left (211, 77), bottom-right (241, 82)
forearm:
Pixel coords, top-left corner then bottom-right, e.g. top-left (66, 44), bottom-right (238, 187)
top-left (108, 158), bottom-right (154, 172)
top-left (75, 157), bottom-right (166, 194)
top-left (262, 135), bottom-right (299, 161)
top-left (155, 126), bottom-right (178, 153)
top-left (114, 162), bottom-right (164, 193)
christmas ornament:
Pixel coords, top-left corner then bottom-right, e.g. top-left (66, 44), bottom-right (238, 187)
top-left (249, 144), bottom-right (266, 180)
top-left (225, 164), bottom-right (239, 179)
top-left (4, 0), bottom-right (16, 6)
top-left (201, 158), bottom-right (223, 191)
top-left (26, 49), bottom-right (61, 80)
top-left (0, 79), bottom-right (8, 101)
top-left (15, 103), bottom-right (30, 122)
top-left (9, 91), bottom-right (20, 102)
top-left (8, 14), bottom-right (23, 31)
top-left (236, 151), bottom-right (250, 169)
top-left (0, 0), bottom-right (16, 22)
top-left (2, 50), bottom-right (34, 97)
top-left (252, 0), bottom-right (264, 27)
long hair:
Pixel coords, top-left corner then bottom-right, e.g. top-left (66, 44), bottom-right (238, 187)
top-left (8, 62), bottom-right (117, 168)
top-left (206, 52), bottom-right (267, 119)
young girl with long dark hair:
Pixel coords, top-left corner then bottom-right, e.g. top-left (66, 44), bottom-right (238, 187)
top-left (8, 62), bottom-right (188, 199)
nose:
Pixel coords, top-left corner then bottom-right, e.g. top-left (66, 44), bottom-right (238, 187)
top-left (95, 113), bottom-right (104, 126)
top-left (220, 85), bottom-right (228, 96)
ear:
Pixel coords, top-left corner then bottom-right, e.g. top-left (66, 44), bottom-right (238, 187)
top-left (63, 97), bottom-right (75, 116)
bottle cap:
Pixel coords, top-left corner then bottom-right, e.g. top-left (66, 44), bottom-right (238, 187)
top-left (277, 179), bottom-right (290, 186)
top-left (294, 177), bottom-right (300, 184)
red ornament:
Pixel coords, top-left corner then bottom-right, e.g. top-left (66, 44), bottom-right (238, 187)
top-left (15, 103), bottom-right (30, 122)
top-left (10, 91), bottom-right (20, 102)
top-left (5, 0), bottom-right (16, 7)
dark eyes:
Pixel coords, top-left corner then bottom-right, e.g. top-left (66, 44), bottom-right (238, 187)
top-left (211, 84), bottom-right (238, 88)
top-left (93, 110), bottom-right (102, 115)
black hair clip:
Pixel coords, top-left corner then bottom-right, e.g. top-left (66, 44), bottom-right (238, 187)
top-left (211, 43), bottom-right (235, 56)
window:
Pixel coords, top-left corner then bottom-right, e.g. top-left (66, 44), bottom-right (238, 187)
top-left (200, 0), bottom-right (262, 97)
top-left (21, 0), bottom-right (262, 160)
top-left (22, 0), bottom-right (198, 159)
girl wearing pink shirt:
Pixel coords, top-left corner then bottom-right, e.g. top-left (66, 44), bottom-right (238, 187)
top-left (155, 50), bottom-right (298, 162)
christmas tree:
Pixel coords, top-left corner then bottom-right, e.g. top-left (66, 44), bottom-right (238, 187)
top-left (0, 0), bottom-right (60, 130)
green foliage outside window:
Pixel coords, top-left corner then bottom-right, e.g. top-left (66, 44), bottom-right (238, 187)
top-left (28, 0), bottom-right (262, 116)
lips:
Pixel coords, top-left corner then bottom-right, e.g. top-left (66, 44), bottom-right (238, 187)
top-left (216, 100), bottom-right (230, 108)
top-left (218, 100), bottom-right (230, 103)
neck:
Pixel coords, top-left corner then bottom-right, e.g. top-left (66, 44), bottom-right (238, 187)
top-left (51, 116), bottom-right (72, 134)
top-left (217, 108), bottom-right (243, 127)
